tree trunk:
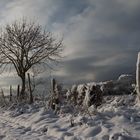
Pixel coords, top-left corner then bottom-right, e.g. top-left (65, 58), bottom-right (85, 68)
top-left (20, 73), bottom-right (26, 99)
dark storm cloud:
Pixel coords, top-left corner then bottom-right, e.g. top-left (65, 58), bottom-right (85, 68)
top-left (96, 0), bottom-right (140, 32)
top-left (56, 49), bottom-right (137, 84)
top-left (0, 0), bottom-right (140, 87)
top-left (53, 0), bottom-right (140, 84)
top-left (48, 0), bottom-right (88, 24)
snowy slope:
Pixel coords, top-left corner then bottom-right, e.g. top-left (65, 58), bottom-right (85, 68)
top-left (0, 95), bottom-right (139, 140)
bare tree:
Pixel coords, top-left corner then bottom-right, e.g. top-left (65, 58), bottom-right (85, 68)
top-left (0, 19), bottom-right (63, 99)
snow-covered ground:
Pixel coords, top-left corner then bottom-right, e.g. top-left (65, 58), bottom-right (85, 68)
top-left (0, 95), bottom-right (140, 140)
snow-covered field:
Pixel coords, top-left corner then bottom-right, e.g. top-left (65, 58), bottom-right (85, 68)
top-left (0, 95), bottom-right (140, 140)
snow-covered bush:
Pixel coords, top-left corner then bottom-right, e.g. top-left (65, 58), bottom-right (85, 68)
top-left (70, 85), bottom-right (78, 105)
top-left (66, 83), bottom-right (103, 111)
top-left (100, 80), bottom-right (114, 95)
top-left (48, 80), bottom-right (67, 114)
top-left (83, 85), bottom-right (103, 108)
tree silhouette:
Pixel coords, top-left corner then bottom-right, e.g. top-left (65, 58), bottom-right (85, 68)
top-left (0, 19), bottom-right (63, 99)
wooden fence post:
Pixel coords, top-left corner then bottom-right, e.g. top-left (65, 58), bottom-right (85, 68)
top-left (136, 52), bottom-right (140, 100)
top-left (9, 85), bottom-right (12, 102)
top-left (17, 85), bottom-right (20, 100)
top-left (28, 73), bottom-right (33, 104)
top-left (51, 78), bottom-right (56, 94)
top-left (1, 89), bottom-right (6, 105)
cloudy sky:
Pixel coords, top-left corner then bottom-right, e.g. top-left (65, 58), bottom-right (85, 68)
top-left (0, 0), bottom-right (140, 89)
